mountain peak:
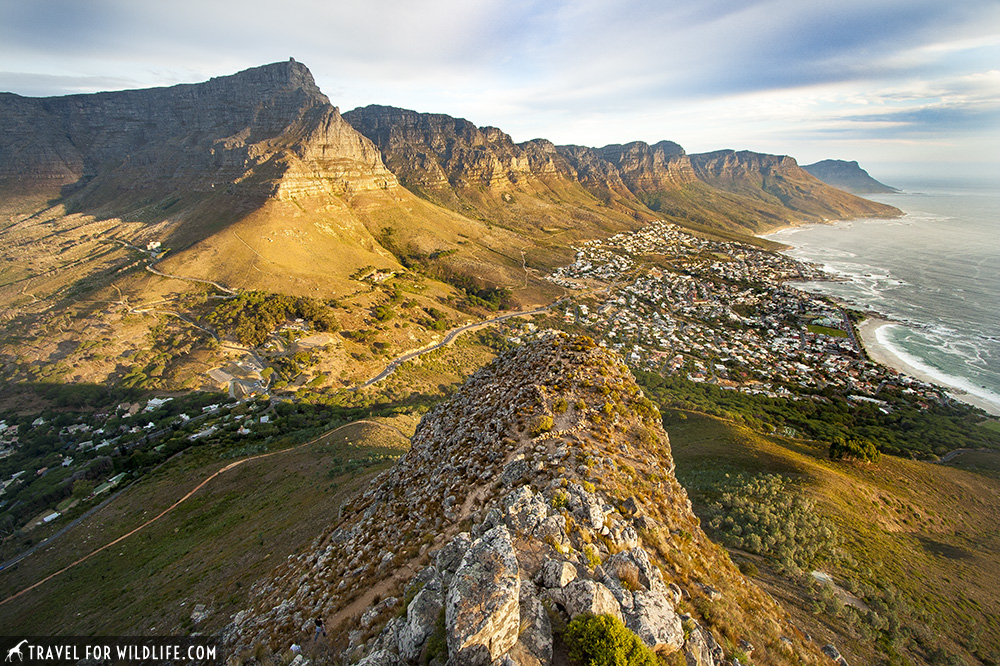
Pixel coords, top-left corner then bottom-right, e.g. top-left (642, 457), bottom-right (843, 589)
top-left (802, 159), bottom-right (900, 194)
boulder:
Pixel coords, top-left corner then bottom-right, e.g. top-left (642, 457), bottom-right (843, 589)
top-left (628, 589), bottom-right (684, 651)
top-left (504, 486), bottom-right (549, 535)
top-left (435, 533), bottom-right (472, 586)
top-left (683, 627), bottom-right (715, 666)
top-left (539, 559), bottom-right (577, 589)
top-left (507, 583), bottom-right (553, 666)
top-left (445, 526), bottom-right (522, 666)
top-left (556, 579), bottom-right (623, 623)
top-left (398, 586), bottom-right (444, 663)
top-left (822, 644), bottom-right (849, 666)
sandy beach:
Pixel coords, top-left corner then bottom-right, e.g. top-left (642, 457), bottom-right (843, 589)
top-left (856, 317), bottom-right (1000, 417)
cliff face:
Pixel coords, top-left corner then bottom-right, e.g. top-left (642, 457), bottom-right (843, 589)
top-left (689, 150), bottom-right (901, 222)
top-left (0, 60), bottom-right (397, 202)
top-left (801, 160), bottom-right (900, 194)
top-left (343, 105), bottom-right (556, 192)
top-left (225, 335), bottom-right (830, 666)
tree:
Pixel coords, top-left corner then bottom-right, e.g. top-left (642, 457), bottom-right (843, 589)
top-left (829, 436), bottom-right (881, 463)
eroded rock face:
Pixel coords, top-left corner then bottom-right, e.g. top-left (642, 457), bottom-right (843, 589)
top-left (445, 526), bottom-right (522, 666)
top-left (0, 59), bottom-right (397, 200)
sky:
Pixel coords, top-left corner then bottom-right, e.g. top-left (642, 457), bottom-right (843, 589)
top-left (2, 0), bottom-right (999, 185)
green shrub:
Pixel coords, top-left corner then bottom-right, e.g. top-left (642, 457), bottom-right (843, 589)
top-left (564, 613), bottom-right (657, 666)
top-left (531, 415), bottom-right (554, 437)
top-left (829, 436), bottom-right (881, 463)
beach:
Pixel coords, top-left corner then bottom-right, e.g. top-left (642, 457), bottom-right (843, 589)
top-left (857, 317), bottom-right (1000, 417)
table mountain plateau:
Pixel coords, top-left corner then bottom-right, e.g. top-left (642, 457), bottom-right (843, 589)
top-left (224, 335), bottom-right (834, 666)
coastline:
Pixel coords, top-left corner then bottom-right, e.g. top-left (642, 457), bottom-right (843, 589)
top-left (856, 318), bottom-right (1000, 417)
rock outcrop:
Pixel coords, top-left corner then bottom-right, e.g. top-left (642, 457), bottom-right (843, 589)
top-left (224, 335), bottom-right (830, 666)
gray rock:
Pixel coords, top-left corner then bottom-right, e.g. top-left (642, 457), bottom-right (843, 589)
top-left (628, 589), bottom-right (684, 652)
top-left (445, 526), bottom-right (521, 666)
top-left (556, 579), bottom-right (623, 623)
top-left (683, 627), bottom-right (715, 666)
top-left (503, 486), bottom-right (549, 536)
top-left (435, 533), bottom-right (472, 586)
top-left (507, 583), bottom-right (553, 666)
top-left (356, 649), bottom-right (404, 666)
top-left (398, 587), bottom-right (444, 663)
top-left (539, 559), bottom-right (577, 589)
top-left (822, 644), bottom-right (849, 666)
top-left (471, 509), bottom-right (503, 540)
top-left (362, 597), bottom-right (399, 629)
top-left (703, 629), bottom-right (725, 662)
top-left (501, 458), bottom-right (531, 486)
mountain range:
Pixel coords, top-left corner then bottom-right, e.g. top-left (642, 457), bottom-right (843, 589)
top-left (0, 59), bottom-right (899, 306)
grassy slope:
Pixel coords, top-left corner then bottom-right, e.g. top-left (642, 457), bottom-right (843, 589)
top-left (665, 409), bottom-right (1000, 666)
top-left (0, 422), bottom-right (408, 635)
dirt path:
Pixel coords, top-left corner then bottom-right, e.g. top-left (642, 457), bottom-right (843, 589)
top-left (0, 420), bottom-right (408, 607)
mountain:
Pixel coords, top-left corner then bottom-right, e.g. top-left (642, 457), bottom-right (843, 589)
top-left (345, 106), bottom-right (901, 234)
top-left (224, 334), bottom-right (834, 666)
top-left (0, 60), bottom-right (902, 398)
top-left (801, 160), bottom-right (900, 194)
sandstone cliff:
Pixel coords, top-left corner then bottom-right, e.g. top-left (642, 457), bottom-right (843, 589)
top-left (225, 335), bottom-right (831, 666)
top-left (0, 59), bottom-right (397, 202)
top-left (344, 104), bottom-right (900, 235)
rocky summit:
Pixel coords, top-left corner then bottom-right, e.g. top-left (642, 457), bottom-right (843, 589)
top-left (224, 335), bottom-right (830, 666)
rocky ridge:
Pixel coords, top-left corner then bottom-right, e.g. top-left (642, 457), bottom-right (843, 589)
top-left (344, 105), bottom-right (899, 233)
top-left (224, 335), bottom-right (830, 666)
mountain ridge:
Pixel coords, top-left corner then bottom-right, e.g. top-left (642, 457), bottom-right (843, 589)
top-left (801, 160), bottom-right (900, 194)
top-left (224, 334), bottom-right (831, 666)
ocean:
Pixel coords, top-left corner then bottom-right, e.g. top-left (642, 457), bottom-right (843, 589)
top-left (763, 182), bottom-right (1000, 415)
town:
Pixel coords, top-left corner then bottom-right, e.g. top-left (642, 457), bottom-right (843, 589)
top-left (541, 221), bottom-right (943, 407)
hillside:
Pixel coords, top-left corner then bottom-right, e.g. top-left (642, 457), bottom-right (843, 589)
top-left (802, 160), bottom-right (900, 194)
top-left (664, 409), bottom-right (1000, 666)
top-left (224, 335), bottom-right (834, 666)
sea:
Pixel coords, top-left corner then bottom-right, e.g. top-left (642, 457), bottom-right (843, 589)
top-left (762, 180), bottom-right (1000, 415)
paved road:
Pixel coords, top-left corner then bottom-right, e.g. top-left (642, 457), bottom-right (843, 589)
top-left (356, 299), bottom-right (565, 389)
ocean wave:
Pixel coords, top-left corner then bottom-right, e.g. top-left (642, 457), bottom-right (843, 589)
top-left (876, 325), bottom-right (1000, 412)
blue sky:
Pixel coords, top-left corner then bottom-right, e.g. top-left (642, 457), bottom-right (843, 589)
top-left (2, 0), bottom-right (998, 184)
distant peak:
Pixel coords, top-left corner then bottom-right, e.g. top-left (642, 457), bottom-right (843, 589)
top-left (208, 59), bottom-right (327, 103)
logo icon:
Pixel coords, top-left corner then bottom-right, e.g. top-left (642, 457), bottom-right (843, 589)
top-left (5, 640), bottom-right (28, 662)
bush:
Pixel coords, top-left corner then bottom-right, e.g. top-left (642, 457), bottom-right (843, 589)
top-left (564, 613), bottom-right (657, 666)
top-left (531, 415), bottom-right (554, 437)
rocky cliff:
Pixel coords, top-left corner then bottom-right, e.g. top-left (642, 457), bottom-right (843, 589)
top-left (801, 160), bottom-right (900, 194)
top-left (344, 105), bottom-right (900, 234)
top-left (0, 59), bottom-right (397, 202)
top-left (224, 335), bottom-right (830, 666)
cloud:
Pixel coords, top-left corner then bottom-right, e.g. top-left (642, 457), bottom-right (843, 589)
top-left (0, 0), bottom-right (997, 176)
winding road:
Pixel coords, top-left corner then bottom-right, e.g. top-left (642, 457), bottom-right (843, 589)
top-left (0, 420), bottom-right (406, 607)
